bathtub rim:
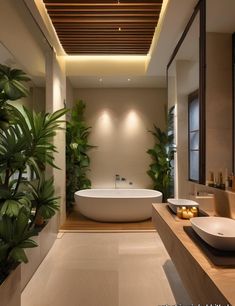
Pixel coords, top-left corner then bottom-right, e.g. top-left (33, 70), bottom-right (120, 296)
top-left (74, 188), bottom-right (162, 199)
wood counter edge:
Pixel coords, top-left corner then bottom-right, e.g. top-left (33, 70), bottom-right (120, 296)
top-left (152, 203), bottom-right (231, 305)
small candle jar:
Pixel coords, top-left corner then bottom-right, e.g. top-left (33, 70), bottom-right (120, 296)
top-left (176, 207), bottom-right (182, 218)
top-left (191, 206), bottom-right (198, 217)
top-left (182, 210), bottom-right (189, 219)
top-left (187, 210), bottom-right (194, 219)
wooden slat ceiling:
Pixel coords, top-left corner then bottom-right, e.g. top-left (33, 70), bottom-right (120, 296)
top-left (43, 0), bottom-right (163, 55)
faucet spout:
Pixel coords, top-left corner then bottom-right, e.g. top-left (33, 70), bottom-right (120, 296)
top-left (115, 174), bottom-right (120, 189)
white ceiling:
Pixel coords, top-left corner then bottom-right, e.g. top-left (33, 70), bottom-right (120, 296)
top-left (2, 0), bottom-right (235, 89)
top-left (69, 76), bottom-right (166, 89)
top-left (66, 0), bottom-right (199, 88)
top-left (146, 0), bottom-right (198, 76)
top-left (0, 0), bottom-right (49, 86)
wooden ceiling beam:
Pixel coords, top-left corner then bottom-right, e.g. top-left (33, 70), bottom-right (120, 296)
top-left (66, 52), bottom-right (147, 54)
top-left (62, 42), bottom-right (151, 46)
top-left (43, 0), bottom-right (162, 55)
top-left (52, 18), bottom-right (158, 23)
top-left (65, 46), bottom-right (148, 49)
top-left (50, 13), bottom-right (159, 17)
top-left (47, 8), bottom-right (161, 12)
top-left (56, 30), bottom-right (154, 33)
top-left (58, 35), bottom-right (153, 38)
top-left (54, 24), bottom-right (156, 28)
top-left (44, 3), bottom-right (162, 7)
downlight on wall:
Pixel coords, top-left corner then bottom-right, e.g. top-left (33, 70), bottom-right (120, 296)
top-left (96, 110), bottom-right (113, 136)
top-left (123, 110), bottom-right (142, 137)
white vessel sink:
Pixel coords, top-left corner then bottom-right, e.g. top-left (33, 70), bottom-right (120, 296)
top-left (167, 198), bottom-right (199, 213)
top-left (190, 217), bottom-right (235, 251)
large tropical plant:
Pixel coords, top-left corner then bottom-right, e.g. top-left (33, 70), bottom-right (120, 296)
top-left (0, 207), bottom-right (37, 283)
top-left (66, 100), bottom-right (94, 210)
top-left (147, 106), bottom-right (175, 202)
top-left (0, 64), bottom-right (30, 130)
top-left (0, 63), bottom-right (66, 282)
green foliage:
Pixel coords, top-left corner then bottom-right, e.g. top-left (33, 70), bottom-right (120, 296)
top-left (66, 100), bottom-right (95, 209)
top-left (0, 63), bottom-right (66, 282)
top-left (0, 64), bottom-right (30, 103)
top-left (0, 64), bottom-right (30, 130)
top-left (27, 177), bottom-right (59, 221)
top-left (147, 106), bottom-right (175, 202)
top-left (0, 207), bottom-right (38, 283)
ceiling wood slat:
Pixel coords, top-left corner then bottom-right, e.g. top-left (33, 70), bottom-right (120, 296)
top-left (47, 8), bottom-right (161, 12)
top-left (43, 0), bottom-right (163, 55)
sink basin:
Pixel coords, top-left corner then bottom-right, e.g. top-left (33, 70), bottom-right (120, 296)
top-left (167, 198), bottom-right (199, 213)
top-left (190, 217), bottom-right (235, 251)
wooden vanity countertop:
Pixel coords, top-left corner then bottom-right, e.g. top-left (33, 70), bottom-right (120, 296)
top-left (152, 204), bottom-right (235, 305)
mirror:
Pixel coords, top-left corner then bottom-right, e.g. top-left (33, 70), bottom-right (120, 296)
top-left (0, 0), bottom-right (49, 114)
top-left (167, 8), bottom-right (201, 197)
top-left (205, 0), bottom-right (234, 186)
top-left (0, 0), bottom-right (52, 180)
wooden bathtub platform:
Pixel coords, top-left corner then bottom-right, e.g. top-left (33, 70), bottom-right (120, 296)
top-left (60, 210), bottom-right (155, 232)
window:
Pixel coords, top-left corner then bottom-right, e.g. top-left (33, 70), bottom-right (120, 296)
top-left (188, 90), bottom-right (200, 182)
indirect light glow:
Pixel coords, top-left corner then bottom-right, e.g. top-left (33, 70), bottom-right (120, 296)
top-left (65, 55), bottom-right (146, 62)
top-left (99, 78), bottom-right (103, 82)
top-left (146, 0), bottom-right (169, 68)
top-left (35, 0), bottom-right (66, 56)
top-left (65, 55), bottom-right (146, 76)
top-left (127, 78), bottom-right (131, 82)
top-left (96, 110), bottom-right (113, 136)
top-left (53, 77), bottom-right (62, 109)
top-left (122, 110), bottom-right (143, 137)
top-left (118, 27), bottom-right (122, 31)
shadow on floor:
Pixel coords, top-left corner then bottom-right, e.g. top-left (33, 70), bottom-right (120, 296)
top-left (163, 259), bottom-right (192, 305)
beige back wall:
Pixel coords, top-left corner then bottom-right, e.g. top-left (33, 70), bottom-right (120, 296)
top-left (73, 88), bottom-right (167, 189)
top-left (206, 33), bottom-right (233, 179)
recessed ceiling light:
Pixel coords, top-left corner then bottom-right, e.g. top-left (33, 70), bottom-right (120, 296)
top-left (99, 78), bottom-right (103, 82)
top-left (128, 78), bottom-right (131, 82)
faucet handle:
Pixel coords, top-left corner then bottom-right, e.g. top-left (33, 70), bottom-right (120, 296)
top-left (115, 174), bottom-right (120, 180)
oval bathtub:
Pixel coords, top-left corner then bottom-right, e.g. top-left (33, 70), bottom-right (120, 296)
top-left (74, 189), bottom-right (162, 222)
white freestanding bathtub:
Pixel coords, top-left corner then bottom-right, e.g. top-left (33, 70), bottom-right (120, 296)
top-left (74, 189), bottom-right (162, 222)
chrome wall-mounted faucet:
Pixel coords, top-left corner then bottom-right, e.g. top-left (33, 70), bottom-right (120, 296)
top-left (115, 174), bottom-right (120, 189)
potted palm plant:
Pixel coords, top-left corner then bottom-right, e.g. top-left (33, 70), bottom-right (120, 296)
top-left (66, 100), bottom-right (94, 210)
top-left (147, 106), bottom-right (175, 202)
top-left (0, 64), bottom-right (66, 305)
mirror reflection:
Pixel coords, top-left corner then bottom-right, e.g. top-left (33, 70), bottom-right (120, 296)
top-left (168, 12), bottom-right (200, 197)
top-left (0, 0), bottom-right (48, 114)
top-left (205, 0), bottom-right (234, 187)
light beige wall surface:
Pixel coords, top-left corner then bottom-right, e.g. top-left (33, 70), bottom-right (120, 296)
top-left (31, 86), bottom-right (46, 113)
top-left (206, 33), bottom-right (233, 180)
top-left (176, 60), bottom-right (199, 198)
top-left (46, 51), bottom-right (66, 226)
top-left (73, 88), bottom-right (167, 189)
top-left (66, 78), bottom-right (74, 111)
top-left (0, 0), bottom-right (45, 78)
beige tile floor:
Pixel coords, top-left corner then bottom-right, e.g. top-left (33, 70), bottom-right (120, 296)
top-left (21, 232), bottom-right (192, 306)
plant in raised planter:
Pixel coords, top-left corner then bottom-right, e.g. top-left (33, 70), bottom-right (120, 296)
top-left (147, 106), bottom-right (175, 202)
top-left (0, 64), bottom-right (30, 130)
top-left (0, 64), bottom-right (66, 283)
top-left (28, 177), bottom-right (59, 226)
top-left (66, 100), bottom-right (95, 210)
